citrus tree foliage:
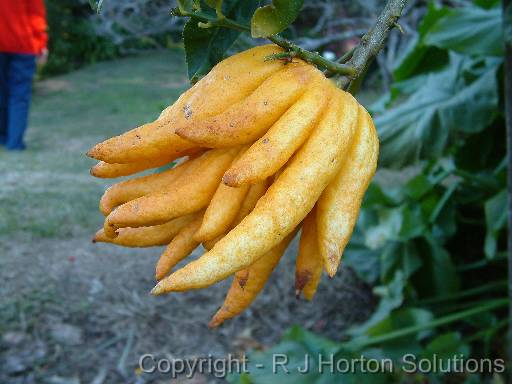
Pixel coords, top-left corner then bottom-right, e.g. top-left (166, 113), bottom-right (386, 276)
top-left (182, 0), bottom-right (260, 82)
top-left (178, 0), bottom-right (305, 80)
top-left (251, 0), bottom-right (304, 37)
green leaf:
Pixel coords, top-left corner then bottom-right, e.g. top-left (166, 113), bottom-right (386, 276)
top-left (237, 341), bottom-right (316, 384)
top-left (484, 189), bottom-right (507, 259)
top-left (363, 208), bottom-right (402, 249)
top-left (404, 174), bottom-right (435, 200)
top-left (394, 40), bottom-right (448, 82)
top-left (412, 239), bottom-right (460, 298)
top-left (251, 0), bottom-right (304, 38)
top-left (423, 332), bottom-right (470, 360)
top-left (455, 118), bottom-right (508, 172)
top-left (348, 271), bottom-right (406, 337)
top-left (88, 0), bottom-right (104, 13)
top-left (178, 0), bottom-right (201, 13)
top-left (474, 0), bottom-right (501, 9)
top-left (344, 231), bottom-right (381, 285)
top-left (393, 4), bottom-right (450, 81)
top-left (376, 54), bottom-right (499, 168)
top-left (363, 183), bottom-right (402, 207)
top-left (228, 326), bottom-right (342, 384)
top-left (236, 326), bottom-right (394, 383)
top-left (183, 0), bottom-right (258, 82)
top-left (183, 20), bottom-right (239, 82)
top-left (347, 308), bottom-right (434, 361)
top-left (424, 5), bottom-right (503, 57)
top-left (399, 205), bottom-right (428, 240)
top-left (380, 242), bottom-right (422, 283)
top-left (283, 325), bottom-right (340, 355)
top-left (363, 204), bottom-right (426, 248)
top-left (430, 186), bottom-right (457, 238)
top-left (366, 308), bottom-right (434, 340)
top-left (464, 311), bottom-right (498, 329)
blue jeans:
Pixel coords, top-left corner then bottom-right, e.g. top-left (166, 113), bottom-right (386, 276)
top-left (0, 53), bottom-right (36, 150)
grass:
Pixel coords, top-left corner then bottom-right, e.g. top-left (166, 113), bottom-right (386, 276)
top-left (0, 49), bottom-right (190, 238)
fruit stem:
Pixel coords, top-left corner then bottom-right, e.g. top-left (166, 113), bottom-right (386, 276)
top-left (267, 35), bottom-right (355, 77)
top-left (170, 8), bottom-right (355, 77)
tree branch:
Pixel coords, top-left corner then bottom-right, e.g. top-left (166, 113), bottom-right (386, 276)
top-left (336, 0), bottom-right (408, 89)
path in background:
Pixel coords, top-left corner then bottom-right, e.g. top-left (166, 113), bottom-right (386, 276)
top-left (0, 51), bottom-right (373, 384)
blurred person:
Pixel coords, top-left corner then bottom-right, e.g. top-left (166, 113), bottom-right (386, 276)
top-left (0, 0), bottom-right (48, 150)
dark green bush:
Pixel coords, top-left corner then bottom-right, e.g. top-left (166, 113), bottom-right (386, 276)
top-left (42, 0), bottom-right (118, 76)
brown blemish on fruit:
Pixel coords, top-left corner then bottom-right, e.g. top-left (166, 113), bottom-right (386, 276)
top-left (237, 270), bottom-right (250, 288)
top-left (295, 271), bottom-right (312, 298)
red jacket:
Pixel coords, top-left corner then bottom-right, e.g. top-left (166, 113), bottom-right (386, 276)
top-left (0, 0), bottom-right (48, 55)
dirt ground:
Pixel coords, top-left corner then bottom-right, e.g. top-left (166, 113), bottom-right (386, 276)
top-left (0, 51), bottom-right (374, 383)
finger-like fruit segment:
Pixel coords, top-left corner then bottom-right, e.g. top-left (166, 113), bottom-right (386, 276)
top-left (194, 182), bottom-right (249, 242)
top-left (92, 214), bottom-right (196, 247)
top-left (317, 105), bottom-right (379, 277)
top-left (99, 157), bottom-right (192, 216)
top-left (208, 232), bottom-right (295, 328)
top-left (194, 148), bottom-right (251, 241)
top-left (104, 148), bottom-right (239, 237)
top-left (223, 80), bottom-right (331, 186)
top-left (86, 115), bottom-right (196, 164)
top-left (200, 180), bottom-right (269, 250)
top-left (295, 206), bottom-right (323, 300)
top-left (151, 89), bottom-right (359, 293)
top-left (176, 63), bottom-right (321, 148)
top-left (155, 214), bottom-right (203, 280)
top-left (91, 161), bottom-right (165, 179)
top-left (234, 179), bottom-right (269, 222)
top-left (87, 45), bottom-right (285, 163)
top-left (89, 148), bottom-right (200, 179)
